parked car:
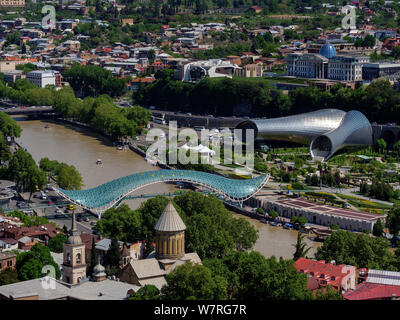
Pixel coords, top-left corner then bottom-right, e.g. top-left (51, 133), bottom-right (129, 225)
top-left (55, 207), bottom-right (62, 214)
top-left (17, 202), bottom-right (26, 208)
top-left (84, 217), bottom-right (90, 222)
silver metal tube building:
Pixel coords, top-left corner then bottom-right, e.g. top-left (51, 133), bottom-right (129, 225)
top-left (235, 109), bottom-right (373, 161)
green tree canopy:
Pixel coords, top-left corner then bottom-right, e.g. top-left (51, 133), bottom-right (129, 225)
top-left (47, 233), bottom-right (67, 253)
top-left (130, 284), bottom-right (160, 300)
top-left (161, 262), bottom-right (228, 300)
top-left (7, 149), bottom-right (46, 194)
top-left (204, 251), bottom-right (314, 300)
top-left (16, 243), bottom-right (61, 281)
top-left (315, 230), bottom-right (397, 270)
top-left (387, 205), bottom-right (400, 236)
top-left (0, 268), bottom-right (19, 286)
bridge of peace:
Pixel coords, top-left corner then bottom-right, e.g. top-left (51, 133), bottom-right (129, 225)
top-left (53, 169), bottom-right (270, 217)
top-left (52, 168), bottom-right (382, 233)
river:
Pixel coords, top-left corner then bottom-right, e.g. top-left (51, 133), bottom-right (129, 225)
top-left (15, 118), bottom-right (322, 259)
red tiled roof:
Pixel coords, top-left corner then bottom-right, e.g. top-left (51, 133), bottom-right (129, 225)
top-left (295, 258), bottom-right (353, 289)
top-left (131, 77), bottom-right (155, 83)
top-left (80, 232), bottom-right (100, 250)
top-left (0, 238), bottom-right (18, 245)
top-left (307, 277), bottom-right (320, 291)
top-left (5, 224), bottom-right (58, 240)
top-left (344, 282), bottom-right (400, 300)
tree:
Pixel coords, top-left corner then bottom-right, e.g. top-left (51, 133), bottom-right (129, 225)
top-left (56, 164), bottom-right (83, 190)
top-left (130, 284), bottom-right (160, 300)
top-left (330, 224), bottom-right (340, 230)
top-left (293, 232), bottom-right (311, 261)
top-left (256, 207), bottom-right (265, 215)
top-left (62, 225), bottom-right (68, 234)
top-left (387, 205), bottom-right (400, 236)
top-left (7, 149), bottom-right (46, 195)
top-left (94, 204), bottom-right (142, 243)
top-left (63, 63), bottom-right (126, 97)
top-left (315, 230), bottom-right (397, 270)
top-left (16, 243), bottom-right (61, 281)
top-left (373, 218), bottom-right (384, 237)
top-left (392, 45), bottom-right (400, 59)
top-left (161, 262), bottom-right (228, 300)
top-left (103, 237), bottom-right (121, 269)
top-left (376, 138), bottom-right (387, 154)
top-left (269, 210), bottom-right (279, 219)
top-left (173, 192), bottom-right (258, 259)
top-left (230, 217), bottom-right (258, 251)
top-left (204, 251), bottom-right (313, 300)
top-left (47, 233), bottom-right (67, 253)
top-left (0, 112), bottom-right (21, 137)
top-left (90, 237), bottom-right (98, 275)
top-left (0, 133), bottom-right (11, 163)
top-left (315, 285), bottom-right (344, 300)
top-left (0, 268), bottom-right (19, 286)
top-left (21, 42), bottom-right (27, 54)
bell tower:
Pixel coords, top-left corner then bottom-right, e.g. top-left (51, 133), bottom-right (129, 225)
top-left (62, 211), bottom-right (86, 284)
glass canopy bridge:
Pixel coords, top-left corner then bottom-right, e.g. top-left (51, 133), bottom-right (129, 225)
top-left (53, 169), bottom-right (270, 217)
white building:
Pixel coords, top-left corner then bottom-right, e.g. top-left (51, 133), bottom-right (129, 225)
top-left (26, 70), bottom-right (56, 88)
top-left (285, 53), bottom-right (328, 79)
top-left (182, 59), bottom-right (240, 82)
top-left (328, 55), bottom-right (369, 81)
top-left (284, 42), bottom-right (370, 81)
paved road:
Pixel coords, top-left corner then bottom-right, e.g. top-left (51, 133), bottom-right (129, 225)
top-left (263, 180), bottom-right (394, 206)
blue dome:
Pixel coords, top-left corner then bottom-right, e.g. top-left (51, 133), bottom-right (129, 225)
top-left (319, 43), bottom-right (336, 58)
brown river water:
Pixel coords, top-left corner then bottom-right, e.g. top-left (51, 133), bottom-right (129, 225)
top-left (15, 118), bottom-right (321, 259)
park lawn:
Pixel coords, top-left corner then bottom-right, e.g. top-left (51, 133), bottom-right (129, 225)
top-left (336, 194), bottom-right (392, 211)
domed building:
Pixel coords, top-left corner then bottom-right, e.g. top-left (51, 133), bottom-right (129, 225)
top-left (92, 263), bottom-right (106, 282)
top-left (319, 42), bottom-right (337, 59)
top-left (119, 200), bottom-right (201, 290)
top-left (285, 40), bottom-right (369, 81)
top-left (154, 200), bottom-right (186, 260)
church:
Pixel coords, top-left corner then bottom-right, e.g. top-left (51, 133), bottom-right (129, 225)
top-left (0, 200), bottom-right (200, 299)
top-left (118, 200), bottom-right (201, 289)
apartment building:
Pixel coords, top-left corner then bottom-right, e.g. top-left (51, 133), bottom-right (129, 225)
top-left (285, 53), bottom-right (328, 79)
top-left (26, 70), bottom-right (57, 88)
top-left (285, 42), bottom-right (370, 81)
top-left (0, 61), bottom-right (15, 73)
top-left (328, 55), bottom-right (368, 81)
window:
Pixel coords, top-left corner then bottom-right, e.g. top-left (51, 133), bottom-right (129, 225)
top-left (76, 253), bottom-right (81, 264)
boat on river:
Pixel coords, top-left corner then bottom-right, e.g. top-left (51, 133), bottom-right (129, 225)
top-left (96, 159), bottom-right (103, 165)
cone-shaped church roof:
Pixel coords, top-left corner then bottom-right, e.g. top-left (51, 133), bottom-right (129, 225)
top-left (154, 201), bottom-right (186, 232)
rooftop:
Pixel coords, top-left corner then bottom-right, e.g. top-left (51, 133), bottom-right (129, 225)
top-left (154, 201), bottom-right (186, 232)
top-left (0, 251), bottom-right (16, 260)
top-left (0, 277), bottom-right (139, 300)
